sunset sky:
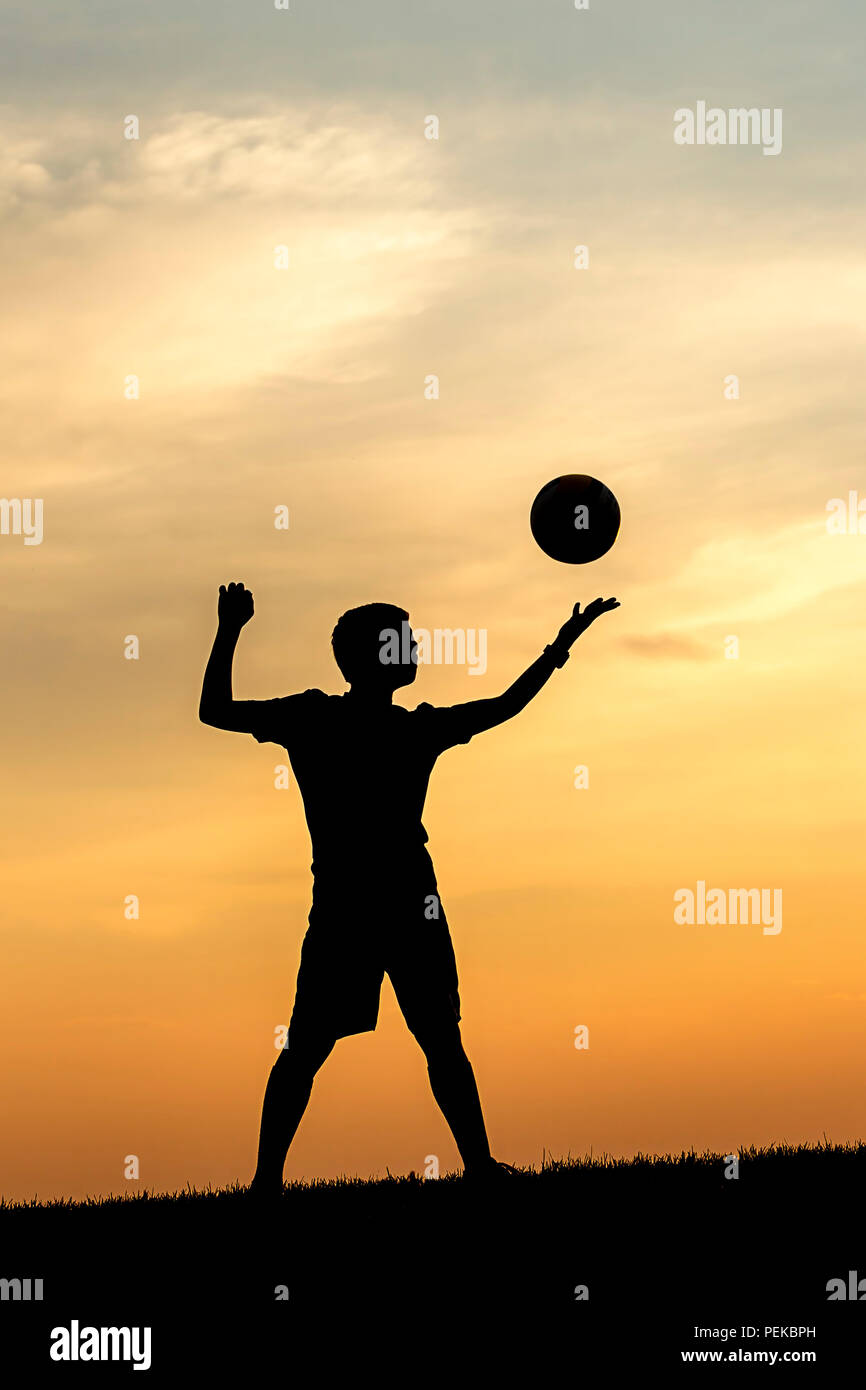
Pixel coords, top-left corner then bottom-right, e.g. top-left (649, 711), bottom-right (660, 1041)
top-left (2, 1), bottom-right (865, 1201)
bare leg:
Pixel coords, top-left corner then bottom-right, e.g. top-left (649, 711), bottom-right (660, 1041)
top-left (250, 1033), bottom-right (336, 1194)
top-left (417, 1022), bottom-right (493, 1172)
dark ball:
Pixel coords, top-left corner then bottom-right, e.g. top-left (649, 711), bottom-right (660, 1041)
top-left (530, 474), bottom-right (621, 564)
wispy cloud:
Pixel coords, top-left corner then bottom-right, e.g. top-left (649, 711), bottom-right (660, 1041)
top-left (621, 634), bottom-right (711, 661)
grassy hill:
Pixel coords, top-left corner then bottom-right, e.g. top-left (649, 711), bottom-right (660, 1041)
top-left (2, 1142), bottom-right (863, 1373)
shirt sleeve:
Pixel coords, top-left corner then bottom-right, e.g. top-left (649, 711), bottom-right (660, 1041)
top-left (244, 689), bottom-right (325, 746)
top-left (413, 701), bottom-right (478, 754)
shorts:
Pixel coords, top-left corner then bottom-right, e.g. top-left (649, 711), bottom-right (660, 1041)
top-left (286, 864), bottom-right (461, 1043)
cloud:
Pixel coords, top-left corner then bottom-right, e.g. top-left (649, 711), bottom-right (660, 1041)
top-left (0, 105), bottom-right (467, 215)
top-left (621, 634), bottom-right (712, 661)
top-left (0, 144), bottom-right (52, 211)
top-left (0, 105), bottom-right (488, 406)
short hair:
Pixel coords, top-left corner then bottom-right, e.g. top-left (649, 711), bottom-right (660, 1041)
top-left (331, 603), bottom-right (409, 683)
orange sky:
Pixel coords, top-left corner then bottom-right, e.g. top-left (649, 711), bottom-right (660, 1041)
top-left (2, 4), bottom-right (865, 1201)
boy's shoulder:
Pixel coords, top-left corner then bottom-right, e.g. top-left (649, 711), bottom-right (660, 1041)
top-left (249, 688), bottom-right (331, 745)
top-left (271, 688), bottom-right (331, 710)
top-left (409, 700), bottom-right (475, 748)
top-left (410, 701), bottom-right (438, 718)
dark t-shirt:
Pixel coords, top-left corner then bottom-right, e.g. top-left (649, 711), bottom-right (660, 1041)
top-left (247, 690), bottom-right (476, 878)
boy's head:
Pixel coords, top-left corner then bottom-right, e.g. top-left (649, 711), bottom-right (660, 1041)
top-left (331, 603), bottom-right (418, 691)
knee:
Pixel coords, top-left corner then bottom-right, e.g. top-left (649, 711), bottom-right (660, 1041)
top-left (414, 1018), bottom-right (465, 1067)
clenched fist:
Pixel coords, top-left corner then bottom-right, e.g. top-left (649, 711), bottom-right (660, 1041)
top-left (218, 582), bottom-right (254, 631)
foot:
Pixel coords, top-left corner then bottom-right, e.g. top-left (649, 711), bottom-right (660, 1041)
top-left (463, 1157), bottom-right (521, 1184)
top-left (246, 1175), bottom-right (283, 1204)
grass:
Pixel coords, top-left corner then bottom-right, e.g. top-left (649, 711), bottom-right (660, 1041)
top-left (2, 1141), bottom-right (864, 1369)
top-left (5, 1136), bottom-right (862, 1210)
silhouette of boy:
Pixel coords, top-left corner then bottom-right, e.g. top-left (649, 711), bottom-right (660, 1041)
top-left (200, 584), bottom-right (619, 1195)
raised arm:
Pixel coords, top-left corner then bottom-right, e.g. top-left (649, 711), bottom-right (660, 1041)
top-left (448, 597), bottom-right (620, 738)
top-left (199, 582), bottom-right (258, 732)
